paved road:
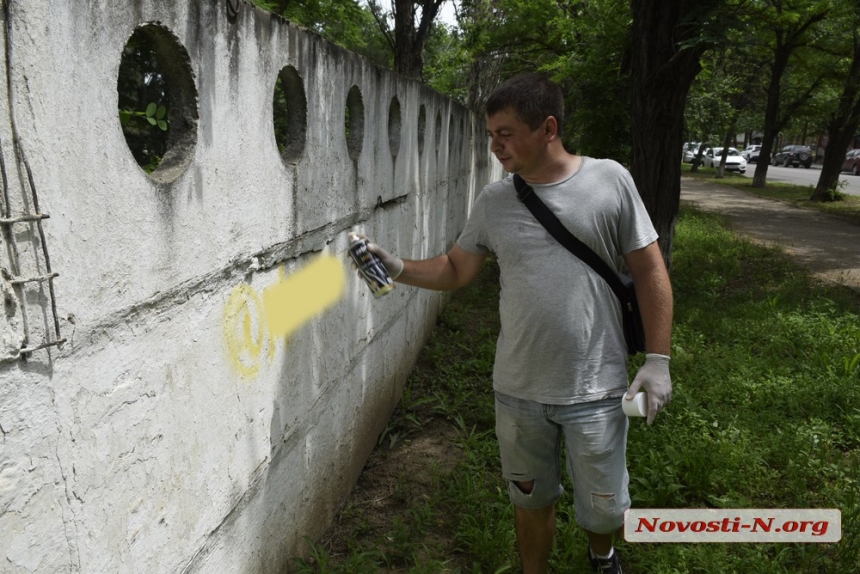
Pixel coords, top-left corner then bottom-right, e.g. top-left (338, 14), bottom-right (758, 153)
top-left (741, 162), bottom-right (860, 196)
top-left (680, 177), bottom-right (860, 291)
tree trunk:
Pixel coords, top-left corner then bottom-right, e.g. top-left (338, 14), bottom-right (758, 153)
top-left (392, 0), bottom-right (443, 79)
top-left (689, 143), bottom-right (706, 173)
top-left (751, 8), bottom-right (830, 187)
top-left (715, 130), bottom-right (734, 179)
top-left (813, 126), bottom-right (853, 200)
top-left (752, 48), bottom-right (791, 188)
top-left (629, 0), bottom-right (718, 267)
top-left (812, 29), bottom-right (860, 201)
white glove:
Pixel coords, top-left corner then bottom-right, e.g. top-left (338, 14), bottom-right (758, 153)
top-left (357, 234), bottom-right (404, 280)
top-left (626, 353), bottom-right (672, 425)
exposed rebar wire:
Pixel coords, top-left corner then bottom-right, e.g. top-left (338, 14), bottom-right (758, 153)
top-left (19, 145), bottom-right (63, 348)
top-left (1, 0), bottom-right (33, 354)
top-left (0, 135), bottom-right (31, 350)
top-left (0, 212), bottom-right (48, 224)
top-left (9, 271), bottom-right (58, 286)
top-left (20, 338), bottom-right (67, 355)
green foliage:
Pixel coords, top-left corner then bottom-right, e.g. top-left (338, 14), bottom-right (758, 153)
top-left (456, 0), bottom-right (634, 159)
top-left (546, 0), bottom-right (634, 160)
top-left (254, 0), bottom-right (362, 40)
top-left (423, 23), bottom-right (471, 104)
top-left (252, 0), bottom-right (392, 68)
top-left (117, 29), bottom-right (170, 173)
top-left (119, 102), bottom-right (168, 132)
top-left (816, 186), bottom-right (849, 202)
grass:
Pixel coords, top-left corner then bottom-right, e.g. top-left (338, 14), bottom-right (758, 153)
top-left (293, 208), bottom-right (860, 573)
top-left (681, 163), bottom-right (860, 224)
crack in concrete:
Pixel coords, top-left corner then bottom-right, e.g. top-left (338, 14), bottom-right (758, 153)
top-left (54, 443), bottom-right (82, 570)
top-left (63, 209), bottom-right (378, 358)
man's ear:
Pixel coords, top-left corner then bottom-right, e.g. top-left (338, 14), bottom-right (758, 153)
top-left (543, 116), bottom-right (559, 141)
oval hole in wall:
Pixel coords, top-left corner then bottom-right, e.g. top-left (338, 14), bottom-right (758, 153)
top-left (272, 66), bottom-right (307, 166)
top-left (388, 96), bottom-right (402, 158)
top-left (345, 85), bottom-right (364, 161)
top-left (448, 115), bottom-right (456, 155)
top-left (116, 23), bottom-right (198, 182)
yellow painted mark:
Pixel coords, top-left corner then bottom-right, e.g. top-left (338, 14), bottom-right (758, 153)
top-left (262, 254), bottom-right (345, 339)
top-left (223, 253), bottom-right (346, 377)
top-left (223, 283), bottom-right (271, 378)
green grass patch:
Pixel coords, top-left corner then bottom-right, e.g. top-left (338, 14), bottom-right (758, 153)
top-left (296, 207), bottom-right (860, 573)
top-left (682, 163), bottom-right (860, 224)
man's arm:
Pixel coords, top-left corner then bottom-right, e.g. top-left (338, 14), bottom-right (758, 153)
top-left (367, 241), bottom-right (488, 291)
top-left (624, 241), bottom-right (673, 355)
top-left (623, 241), bottom-right (673, 425)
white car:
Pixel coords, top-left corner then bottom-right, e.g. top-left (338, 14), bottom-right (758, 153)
top-left (703, 147), bottom-right (747, 173)
top-left (741, 144), bottom-right (762, 163)
top-left (682, 142), bottom-right (702, 163)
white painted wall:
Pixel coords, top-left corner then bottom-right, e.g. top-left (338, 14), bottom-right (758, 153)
top-left (0, 1), bottom-right (501, 572)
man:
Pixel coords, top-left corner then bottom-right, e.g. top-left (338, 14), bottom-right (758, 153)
top-left (365, 73), bottom-right (673, 574)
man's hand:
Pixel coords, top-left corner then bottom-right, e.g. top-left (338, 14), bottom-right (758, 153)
top-left (352, 235), bottom-right (486, 291)
top-left (626, 353), bottom-right (671, 425)
top-left (356, 234), bottom-right (404, 280)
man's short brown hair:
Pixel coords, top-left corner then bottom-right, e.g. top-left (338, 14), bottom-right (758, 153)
top-left (486, 73), bottom-right (564, 135)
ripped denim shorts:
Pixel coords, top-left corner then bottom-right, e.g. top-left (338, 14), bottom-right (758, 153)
top-left (494, 391), bottom-right (631, 534)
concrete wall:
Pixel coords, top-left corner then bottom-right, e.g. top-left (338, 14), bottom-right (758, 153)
top-left (0, 1), bottom-right (500, 572)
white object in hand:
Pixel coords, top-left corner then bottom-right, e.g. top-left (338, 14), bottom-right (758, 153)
top-left (622, 392), bottom-right (648, 417)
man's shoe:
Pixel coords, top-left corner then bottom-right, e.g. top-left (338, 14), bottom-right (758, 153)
top-left (588, 546), bottom-right (623, 574)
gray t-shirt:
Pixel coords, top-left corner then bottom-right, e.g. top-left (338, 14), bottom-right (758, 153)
top-left (456, 157), bottom-right (658, 404)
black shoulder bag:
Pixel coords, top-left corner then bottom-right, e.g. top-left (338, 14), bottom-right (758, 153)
top-left (512, 173), bottom-right (646, 355)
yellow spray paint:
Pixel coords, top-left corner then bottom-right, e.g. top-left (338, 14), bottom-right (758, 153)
top-left (223, 253), bottom-right (346, 377)
top-left (223, 283), bottom-right (271, 377)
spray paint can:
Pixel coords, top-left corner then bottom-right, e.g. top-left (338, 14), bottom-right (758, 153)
top-left (348, 233), bottom-right (395, 298)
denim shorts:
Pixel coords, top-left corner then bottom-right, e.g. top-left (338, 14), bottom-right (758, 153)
top-left (494, 391), bottom-right (631, 534)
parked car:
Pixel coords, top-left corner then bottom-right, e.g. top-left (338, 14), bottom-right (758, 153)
top-left (841, 149), bottom-right (860, 175)
top-left (682, 142), bottom-right (702, 163)
top-left (702, 147), bottom-right (747, 173)
top-left (771, 145), bottom-right (813, 168)
top-left (741, 144), bottom-right (762, 163)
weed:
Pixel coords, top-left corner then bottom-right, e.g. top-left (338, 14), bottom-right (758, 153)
top-left (291, 537), bottom-right (332, 573)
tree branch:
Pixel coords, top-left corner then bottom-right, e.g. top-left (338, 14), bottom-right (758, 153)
top-left (367, 0), bottom-right (395, 53)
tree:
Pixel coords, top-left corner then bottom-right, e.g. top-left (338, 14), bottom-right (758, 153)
top-left (457, 0), bottom-right (508, 113)
top-left (748, 0), bottom-right (832, 188)
top-left (686, 35), bottom-right (764, 177)
top-left (368, 0), bottom-right (447, 79)
top-left (628, 0), bottom-right (728, 263)
top-left (812, 2), bottom-right (860, 201)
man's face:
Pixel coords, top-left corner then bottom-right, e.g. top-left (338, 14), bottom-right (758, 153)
top-left (486, 108), bottom-right (548, 176)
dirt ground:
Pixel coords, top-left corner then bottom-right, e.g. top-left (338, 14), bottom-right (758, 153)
top-left (310, 178), bottom-right (860, 570)
top-left (314, 418), bottom-right (468, 569)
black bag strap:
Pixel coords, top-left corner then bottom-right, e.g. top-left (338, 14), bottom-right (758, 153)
top-left (512, 173), bottom-right (630, 303)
